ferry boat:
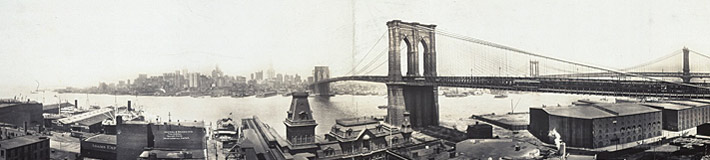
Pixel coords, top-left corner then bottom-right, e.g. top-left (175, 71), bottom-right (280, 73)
top-left (494, 94), bottom-right (508, 98)
top-left (377, 105), bottom-right (388, 109)
top-left (256, 91), bottom-right (278, 98)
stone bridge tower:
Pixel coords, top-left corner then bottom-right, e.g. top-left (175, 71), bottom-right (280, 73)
top-left (385, 20), bottom-right (439, 128)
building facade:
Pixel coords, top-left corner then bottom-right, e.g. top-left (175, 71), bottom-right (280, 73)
top-left (529, 103), bottom-right (662, 149)
top-left (641, 100), bottom-right (710, 131)
top-left (0, 135), bottom-right (50, 160)
top-left (80, 134), bottom-right (116, 160)
top-left (0, 101), bottom-right (43, 129)
top-left (116, 117), bottom-right (206, 160)
top-left (283, 92), bottom-right (318, 153)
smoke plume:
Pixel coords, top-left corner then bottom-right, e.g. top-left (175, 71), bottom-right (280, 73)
top-left (548, 128), bottom-right (562, 149)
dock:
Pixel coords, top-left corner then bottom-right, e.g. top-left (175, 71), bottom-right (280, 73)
top-left (471, 112), bottom-right (529, 131)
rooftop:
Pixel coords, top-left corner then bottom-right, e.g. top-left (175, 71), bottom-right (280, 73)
top-left (58, 108), bottom-right (113, 125)
top-left (666, 100), bottom-right (709, 107)
top-left (691, 99), bottom-right (710, 104)
top-left (640, 102), bottom-right (691, 110)
top-left (538, 103), bottom-right (659, 119)
top-left (42, 102), bottom-right (74, 110)
top-left (156, 121), bottom-right (205, 128)
top-left (335, 117), bottom-right (379, 127)
top-left (456, 139), bottom-right (539, 159)
top-left (83, 134), bottom-right (116, 145)
top-left (138, 148), bottom-right (205, 159)
top-left (0, 101), bottom-right (41, 109)
top-left (0, 135), bottom-right (48, 149)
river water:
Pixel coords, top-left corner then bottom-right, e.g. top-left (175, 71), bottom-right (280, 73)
top-left (2, 89), bottom-right (611, 136)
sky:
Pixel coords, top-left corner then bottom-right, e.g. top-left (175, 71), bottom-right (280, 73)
top-left (1, 0), bottom-right (710, 89)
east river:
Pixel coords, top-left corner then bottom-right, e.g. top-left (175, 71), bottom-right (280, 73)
top-left (2, 89), bottom-right (612, 136)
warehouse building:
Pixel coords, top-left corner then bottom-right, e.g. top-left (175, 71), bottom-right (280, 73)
top-left (0, 100), bottom-right (43, 129)
top-left (0, 135), bottom-right (50, 160)
top-left (116, 116), bottom-right (206, 160)
top-left (530, 103), bottom-right (662, 149)
top-left (80, 134), bottom-right (116, 160)
top-left (57, 108), bottom-right (114, 133)
top-left (640, 100), bottom-right (710, 131)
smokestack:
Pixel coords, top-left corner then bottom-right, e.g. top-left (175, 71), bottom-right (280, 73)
top-left (559, 142), bottom-right (567, 159)
top-left (116, 116), bottom-right (123, 126)
top-left (74, 99), bottom-right (78, 109)
top-left (24, 122), bottom-right (27, 134)
top-left (127, 100), bottom-right (132, 111)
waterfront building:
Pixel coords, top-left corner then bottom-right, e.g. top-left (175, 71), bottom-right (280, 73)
top-left (42, 102), bottom-right (74, 114)
top-left (318, 116), bottom-right (412, 159)
top-left (80, 134), bottom-right (116, 160)
top-left (56, 108), bottom-right (114, 133)
top-left (699, 123), bottom-right (710, 137)
top-left (0, 135), bottom-right (50, 160)
top-left (283, 92), bottom-right (318, 154)
top-left (0, 100), bottom-right (43, 130)
top-left (640, 100), bottom-right (710, 131)
top-left (116, 116), bottom-right (206, 160)
top-left (229, 92), bottom-right (450, 160)
top-left (529, 103), bottom-right (662, 149)
top-left (466, 122), bottom-right (493, 139)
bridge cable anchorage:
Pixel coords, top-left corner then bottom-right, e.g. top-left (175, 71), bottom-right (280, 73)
top-left (410, 25), bottom-right (710, 90)
top-left (351, 31), bottom-right (388, 75)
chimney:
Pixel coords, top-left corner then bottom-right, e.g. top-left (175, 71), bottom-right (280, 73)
top-left (24, 122), bottom-right (27, 135)
top-left (74, 99), bottom-right (78, 109)
top-left (116, 116), bottom-right (123, 126)
top-left (148, 153), bottom-right (158, 160)
top-left (183, 152), bottom-right (193, 158)
top-left (559, 142), bottom-right (566, 158)
top-left (127, 100), bottom-right (132, 111)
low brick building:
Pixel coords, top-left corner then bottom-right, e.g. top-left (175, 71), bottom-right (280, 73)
top-left (530, 103), bottom-right (662, 149)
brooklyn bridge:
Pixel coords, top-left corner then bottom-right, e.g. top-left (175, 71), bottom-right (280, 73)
top-left (310, 20), bottom-right (710, 128)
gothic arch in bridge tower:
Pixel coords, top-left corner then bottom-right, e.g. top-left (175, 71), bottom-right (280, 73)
top-left (387, 20), bottom-right (437, 80)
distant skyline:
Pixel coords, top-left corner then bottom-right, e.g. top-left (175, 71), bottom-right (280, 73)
top-left (2, 0), bottom-right (710, 90)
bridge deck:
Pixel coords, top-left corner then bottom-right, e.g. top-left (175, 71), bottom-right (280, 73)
top-left (313, 76), bottom-right (710, 98)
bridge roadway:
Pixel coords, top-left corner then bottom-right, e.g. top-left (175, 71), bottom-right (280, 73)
top-left (541, 72), bottom-right (710, 78)
top-left (313, 76), bottom-right (710, 98)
